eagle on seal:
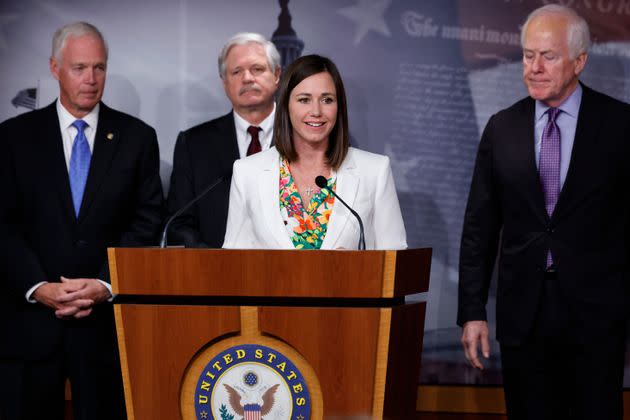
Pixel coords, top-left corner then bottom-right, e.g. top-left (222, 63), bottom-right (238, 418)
top-left (224, 383), bottom-right (280, 418)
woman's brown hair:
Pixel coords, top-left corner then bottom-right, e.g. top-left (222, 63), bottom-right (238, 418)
top-left (273, 54), bottom-right (349, 169)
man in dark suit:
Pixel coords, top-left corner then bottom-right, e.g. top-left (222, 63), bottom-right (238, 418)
top-left (167, 33), bottom-right (281, 247)
top-left (0, 22), bottom-right (163, 420)
top-left (458, 5), bottom-right (629, 419)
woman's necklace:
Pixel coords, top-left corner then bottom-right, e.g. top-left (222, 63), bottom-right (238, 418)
top-left (290, 162), bottom-right (328, 199)
top-left (304, 185), bottom-right (319, 197)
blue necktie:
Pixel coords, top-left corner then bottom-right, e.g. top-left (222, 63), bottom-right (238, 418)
top-left (69, 119), bottom-right (91, 217)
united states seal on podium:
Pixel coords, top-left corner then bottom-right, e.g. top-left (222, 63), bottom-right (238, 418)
top-left (194, 344), bottom-right (311, 420)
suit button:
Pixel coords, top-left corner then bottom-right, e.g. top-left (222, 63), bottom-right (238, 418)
top-left (546, 227), bottom-right (554, 233)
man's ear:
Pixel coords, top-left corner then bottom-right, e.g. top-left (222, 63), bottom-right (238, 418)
top-left (274, 66), bottom-right (281, 85)
top-left (50, 56), bottom-right (60, 81)
top-left (574, 52), bottom-right (587, 76)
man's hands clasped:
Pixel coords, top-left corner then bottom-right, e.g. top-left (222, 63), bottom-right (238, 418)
top-left (32, 277), bottom-right (111, 319)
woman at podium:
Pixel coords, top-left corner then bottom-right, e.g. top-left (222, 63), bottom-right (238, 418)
top-left (222, 54), bottom-right (406, 250)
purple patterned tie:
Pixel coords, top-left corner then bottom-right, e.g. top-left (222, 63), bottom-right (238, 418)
top-left (539, 107), bottom-right (560, 267)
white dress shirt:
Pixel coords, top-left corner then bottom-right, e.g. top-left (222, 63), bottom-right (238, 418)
top-left (233, 103), bottom-right (275, 158)
top-left (57, 99), bottom-right (99, 169)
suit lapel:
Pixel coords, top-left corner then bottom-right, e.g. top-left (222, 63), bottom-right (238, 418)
top-left (221, 112), bottom-right (240, 165)
top-left (78, 103), bottom-right (119, 221)
top-left (322, 152), bottom-right (359, 250)
top-left (258, 149), bottom-right (294, 248)
top-left (552, 85), bottom-right (600, 222)
top-left (40, 103), bottom-right (77, 225)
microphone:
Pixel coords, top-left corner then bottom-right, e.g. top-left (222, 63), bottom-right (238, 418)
top-left (160, 170), bottom-right (232, 248)
top-left (315, 175), bottom-right (366, 250)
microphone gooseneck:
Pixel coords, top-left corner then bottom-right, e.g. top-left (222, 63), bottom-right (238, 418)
top-left (315, 176), bottom-right (366, 250)
top-left (159, 171), bottom-right (231, 248)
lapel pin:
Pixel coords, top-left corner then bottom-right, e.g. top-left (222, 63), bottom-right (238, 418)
top-left (106, 133), bottom-right (114, 140)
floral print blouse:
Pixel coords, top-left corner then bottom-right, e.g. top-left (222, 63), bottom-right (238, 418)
top-left (279, 158), bottom-right (336, 249)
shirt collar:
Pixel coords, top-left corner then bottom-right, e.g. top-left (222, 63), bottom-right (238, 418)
top-left (56, 99), bottom-right (100, 130)
top-left (233, 103), bottom-right (276, 133)
top-left (535, 83), bottom-right (582, 122)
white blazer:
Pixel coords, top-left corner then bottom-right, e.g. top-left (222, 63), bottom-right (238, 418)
top-left (222, 147), bottom-right (407, 250)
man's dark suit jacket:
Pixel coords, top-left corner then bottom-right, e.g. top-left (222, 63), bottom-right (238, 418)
top-left (167, 111), bottom-right (239, 248)
top-left (458, 84), bottom-right (630, 346)
top-left (0, 101), bottom-right (164, 360)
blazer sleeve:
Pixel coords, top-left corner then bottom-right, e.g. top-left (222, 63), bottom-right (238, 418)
top-left (222, 159), bottom-right (255, 248)
top-left (0, 120), bottom-right (49, 298)
top-left (98, 124), bottom-right (164, 281)
top-left (457, 114), bottom-right (502, 326)
top-left (166, 131), bottom-right (207, 247)
top-left (117, 125), bottom-right (164, 246)
top-left (373, 156), bottom-right (407, 249)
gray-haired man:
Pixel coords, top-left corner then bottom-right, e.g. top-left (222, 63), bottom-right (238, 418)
top-left (0, 21), bottom-right (163, 420)
top-left (167, 32), bottom-right (281, 247)
top-left (458, 4), bottom-right (629, 419)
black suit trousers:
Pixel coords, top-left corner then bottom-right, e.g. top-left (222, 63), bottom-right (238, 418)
top-left (0, 308), bottom-right (126, 420)
top-left (500, 271), bottom-right (626, 420)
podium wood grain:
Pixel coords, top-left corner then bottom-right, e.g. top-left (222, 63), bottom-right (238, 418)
top-left (110, 248), bottom-right (431, 419)
top-left (110, 248), bottom-right (429, 298)
top-left (115, 305), bottom-right (240, 419)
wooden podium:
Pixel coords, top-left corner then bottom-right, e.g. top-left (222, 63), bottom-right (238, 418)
top-left (109, 248), bottom-right (431, 420)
